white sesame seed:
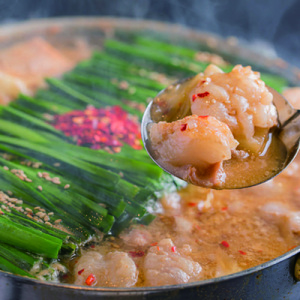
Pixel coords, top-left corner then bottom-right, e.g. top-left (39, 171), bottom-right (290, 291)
top-left (54, 219), bottom-right (62, 224)
top-left (37, 186), bottom-right (43, 191)
top-left (64, 184), bottom-right (70, 189)
top-left (48, 212), bottom-right (54, 216)
top-left (44, 215), bottom-right (50, 222)
top-left (3, 166), bottom-right (9, 171)
top-left (37, 172), bottom-right (43, 178)
top-left (36, 212), bottom-right (46, 218)
top-left (45, 222), bottom-right (52, 227)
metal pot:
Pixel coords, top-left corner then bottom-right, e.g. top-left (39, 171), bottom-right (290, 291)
top-left (0, 18), bottom-right (300, 300)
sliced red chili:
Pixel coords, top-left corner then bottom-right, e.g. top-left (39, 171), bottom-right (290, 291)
top-left (192, 94), bottom-right (198, 101)
top-left (188, 202), bottom-right (197, 207)
top-left (221, 206), bottom-right (228, 211)
top-left (238, 250), bottom-right (247, 255)
top-left (150, 242), bottom-right (158, 246)
top-left (85, 274), bottom-right (96, 286)
top-left (171, 246), bottom-right (176, 253)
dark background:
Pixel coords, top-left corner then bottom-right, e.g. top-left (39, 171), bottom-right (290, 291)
top-left (0, 0), bottom-right (299, 67)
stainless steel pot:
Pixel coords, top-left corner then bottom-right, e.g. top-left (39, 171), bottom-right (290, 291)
top-left (0, 17), bottom-right (300, 300)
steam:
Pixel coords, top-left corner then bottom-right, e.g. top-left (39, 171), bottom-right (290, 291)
top-left (0, 0), bottom-right (299, 66)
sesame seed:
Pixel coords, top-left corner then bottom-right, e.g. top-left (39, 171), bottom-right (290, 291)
top-left (48, 212), bottom-right (54, 216)
top-left (34, 207), bottom-right (40, 210)
top-left (3, 166), bottom-right (9, 171)
top-left (54, 219), bottom-right (62, 224)
top-left (53, 162), bottom-right (61, 167)
top-left (37, 186), bottom-right (43, 191)
top-left (45, 222), bottom-right (52, 227)
top-left (44, 215), bottom-right (50, 222)
top-left (64, 184), bottom-right (70, 189)
top-left (37, 172), bottom-right (42, 178)
top-left (36, 212), bottom-right (46, 218)
top-left (7, 190), bottom-right (13, 196)
top-left (25, 208), bottom-right (33, 213)
top-left (25, 178), bottom-right (32, 183)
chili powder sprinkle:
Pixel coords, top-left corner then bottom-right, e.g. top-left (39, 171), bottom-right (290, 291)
top-left (52, 106), bottom-right (142, 153)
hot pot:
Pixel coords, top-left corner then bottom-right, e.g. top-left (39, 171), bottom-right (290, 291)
top-left (0, 17), bottom-right (299, 300)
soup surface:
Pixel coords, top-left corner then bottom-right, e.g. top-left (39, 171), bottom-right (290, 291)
top-left (72, 150), bottom-right (300, 287)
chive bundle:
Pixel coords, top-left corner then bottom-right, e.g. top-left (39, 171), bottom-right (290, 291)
top-left (0, 31), bottom-right (287, 278)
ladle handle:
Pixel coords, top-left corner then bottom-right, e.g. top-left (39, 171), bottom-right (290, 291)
top-left (279, 109), bottom-right (300, 155)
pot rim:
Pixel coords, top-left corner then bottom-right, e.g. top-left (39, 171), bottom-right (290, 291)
top-left (1, 245), bottom-right (299, 292)
top-left (0, 16), bottom-right (299, 293)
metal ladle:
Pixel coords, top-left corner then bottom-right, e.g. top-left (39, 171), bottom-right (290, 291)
top-left (141, 78), bottom-right (300, 189)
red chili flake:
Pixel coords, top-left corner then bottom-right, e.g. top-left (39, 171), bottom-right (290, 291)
top-left (288, 245), bottom-right (297, 251)
top-left (78, 268), bottom-right (85, 275)
top-left (221, 206), bottom-right (228, 211)
top-left (62, 274), bottom-right (69, 280)
top-left (171, 246), bottom-right (176, 253)
top-left (180, 123), bottom-right (187, 131)
top-left (188, 202), bottom-right (197, 207)
top-left (194, 224), bottom-right (201, 230)
top-left (192, 94), bottom-right (198, 101)
top-left (199, 115), bottom-right (209, 119)
top-left (157, 246), bottom-right (160, 251)
top-left (238, 250), bottom-right (247, 255)
top-left (221, 241), bottom-right (230, 248)
top-left (51, 106), bottom-right (142, 153)
top-left (150, 242), bottom-right (158, 246)
top-left (197, 91), bottom-right (210, 98)
top-left (85, 274), bottom-right (96, 286)
top-left (90, 244), bottom-right (95, 249)
top-left (129, 250), bottom-right (145, 258)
